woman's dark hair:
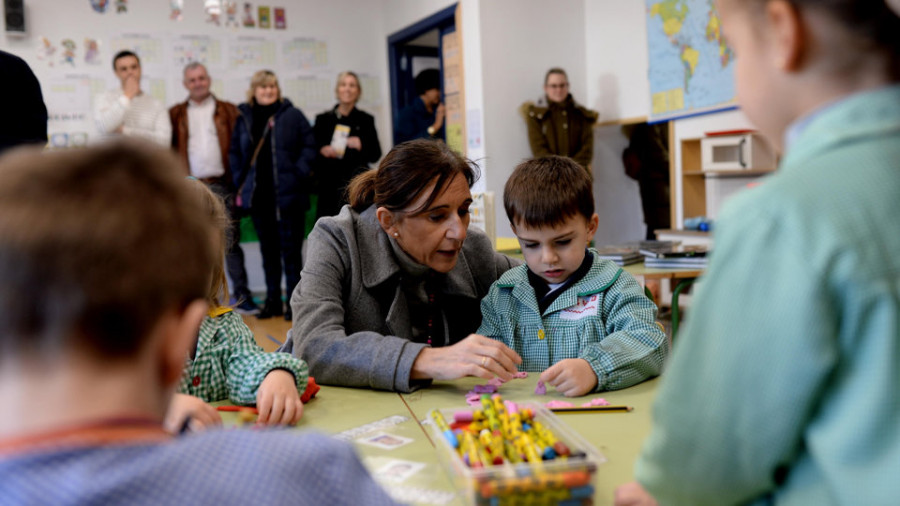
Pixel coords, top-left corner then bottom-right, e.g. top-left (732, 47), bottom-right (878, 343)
top-left (347, 139), bottom-right (478, 214)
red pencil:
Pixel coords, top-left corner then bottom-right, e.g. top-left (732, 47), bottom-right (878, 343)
top-left (215, 406), bottom-right (259, 414)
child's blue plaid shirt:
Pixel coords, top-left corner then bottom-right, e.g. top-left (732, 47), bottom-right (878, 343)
top-left (478, 249), bottom-right (668, 391)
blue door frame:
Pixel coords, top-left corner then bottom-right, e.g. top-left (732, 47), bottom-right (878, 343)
top-left (387, 3), bottom-right (457, 145)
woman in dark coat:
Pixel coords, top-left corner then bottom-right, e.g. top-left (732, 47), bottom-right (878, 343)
top-left (230, 70), bottom-right (315, 320)
top-left (313, 71), bottom-right (382, 219)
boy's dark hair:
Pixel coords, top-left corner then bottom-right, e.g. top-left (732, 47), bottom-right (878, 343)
top-left (504, 156), bottom-right (594, 229)
top-left (0, 141), bottom-right (214, 361)
top-left (112, 50), bottom-right (140, 70)
top-left (414, 68), bottom-right (441, 95)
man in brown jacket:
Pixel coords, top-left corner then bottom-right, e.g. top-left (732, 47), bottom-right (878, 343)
top-left (523, 68), bottom-right (598, 172)
top-left (170, 62), bottom-right (258, 315)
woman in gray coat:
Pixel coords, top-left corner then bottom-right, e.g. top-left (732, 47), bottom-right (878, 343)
top-left (282, 139), bottom-right (522, 392)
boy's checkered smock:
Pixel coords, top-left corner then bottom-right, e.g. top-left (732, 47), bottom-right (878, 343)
top-left (478, 249), bottom-right (667, 391)
top-left (178, 308), bottom-right (308, 404)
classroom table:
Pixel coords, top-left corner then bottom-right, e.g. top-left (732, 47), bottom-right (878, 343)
top-left (217, 376), bottom-right (659, 505)
top-left (622, 264), bottom-right (702, 338)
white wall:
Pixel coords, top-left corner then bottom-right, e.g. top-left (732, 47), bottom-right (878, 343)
top-left (583, 0), bottom-right (649, 245)
top-left (478, 0), bottom-right (587, 239)
top-left (584, 0), bottom-right (650, 121)
top-left (3, 0), bottom-right (754, 247)
top-left (1, 0), bottom-right (391, 155)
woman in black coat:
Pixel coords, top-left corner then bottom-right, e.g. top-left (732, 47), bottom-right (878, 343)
top-left (313, 71), bottom-right (382, 219)
top-left (230, 70), bottom-right (315, 320)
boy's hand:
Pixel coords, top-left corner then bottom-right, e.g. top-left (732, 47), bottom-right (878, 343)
top-left (164, 393), bottom-right (222, 434)
top-left (256, 369), bottom-right (303, 425)
top-left (614, 482), bottom-right (658, 506)
top-left (539, 358), bottom-right (598, 397)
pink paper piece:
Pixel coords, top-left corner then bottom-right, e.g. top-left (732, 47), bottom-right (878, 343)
top-left (513, 371), bottom-right (529, 379)
top-left (472, 384), bottom-right (498, 394)
top-left (545, 400), bottom-right (575, 408)
top-left (534, 380), bottom-right (547, 395)
top-left (487, 377), bottom-right (505, 387)
top-left (580, 398), bottom-right (610, 407)
top-left (465, 393), bottom-right (482, 407)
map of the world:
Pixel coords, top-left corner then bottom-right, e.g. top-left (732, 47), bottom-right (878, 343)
top-left (645, 0), bottom-right (736, 122)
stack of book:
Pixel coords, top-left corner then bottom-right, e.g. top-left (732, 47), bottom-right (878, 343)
top-left (640, 243), bottom-right (709, 269)
top-left (594, 245), bottom-right (643, 266)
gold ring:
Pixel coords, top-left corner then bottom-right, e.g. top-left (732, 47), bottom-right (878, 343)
top-left (481, 356), bottom-right (487, 367)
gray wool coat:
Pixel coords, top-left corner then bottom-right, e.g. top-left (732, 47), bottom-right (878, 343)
top-left (281, 205), bottom-right (520, 392)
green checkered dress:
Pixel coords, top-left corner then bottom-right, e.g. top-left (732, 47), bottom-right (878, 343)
top-left (478, 249), bottom-right (667, 391)
top-left (178, 308), bottom-right (308, 405)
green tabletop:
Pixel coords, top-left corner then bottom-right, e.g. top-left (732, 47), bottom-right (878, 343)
top-left (215, 385), bottom-right (463, 504)
top-left (214, 376), bottom-right (658, 505)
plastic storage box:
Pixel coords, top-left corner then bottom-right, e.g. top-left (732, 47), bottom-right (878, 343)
top-left (427, 402), bottom-right (605, 505)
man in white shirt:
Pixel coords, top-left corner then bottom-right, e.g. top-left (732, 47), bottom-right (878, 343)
top-left (169, 62), bottom-right (257, 315)
top-left (94, 50), bottom-right (170, 145)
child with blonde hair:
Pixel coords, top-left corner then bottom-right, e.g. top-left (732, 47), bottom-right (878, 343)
top-left (166, 179), bottom-right (309, 430)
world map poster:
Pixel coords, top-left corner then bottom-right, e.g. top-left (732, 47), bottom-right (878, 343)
top-left (645, 0), bottom-right (736, 122)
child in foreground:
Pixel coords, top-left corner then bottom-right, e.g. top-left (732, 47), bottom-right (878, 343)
top-left (616, 1), bottom-right (900, 504)
top-left (0, 142), bottom-right (399, 505)
top-left (165, 179), bottom-right (309, 431)
top-left (478, 156), bottom-right (667, 396)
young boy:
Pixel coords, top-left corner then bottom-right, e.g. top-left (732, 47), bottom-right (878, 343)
top-left (0, 142), bottom-right (398, 505)
top-left (616, 1), bottom-right (900, 504)
top-left (478, 156), bottom-right (667, 396)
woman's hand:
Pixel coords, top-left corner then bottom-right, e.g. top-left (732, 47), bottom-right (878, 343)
top-left (256, 369), bottom-right (304, 425)
top-left (539, 358), bottom-right (598, 397)
top-left (164, 393), bottom-right (222, 434)
top-left (411, 334), bottom-right (522, 381)
top-left (346, 136), bottom-right (362, 150)
top-left (320, 145), bottom-right (337, 158)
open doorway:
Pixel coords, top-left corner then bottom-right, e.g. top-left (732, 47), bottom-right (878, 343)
top-left (387, 4), bottom-right (457, 145)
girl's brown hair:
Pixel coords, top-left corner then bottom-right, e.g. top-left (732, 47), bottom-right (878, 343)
top-left (347, 139), bottom-right (478, 214)
top-left (187, 179), bottom-right (230, 307)
top-left (750, 0), bottom-right (900, 79)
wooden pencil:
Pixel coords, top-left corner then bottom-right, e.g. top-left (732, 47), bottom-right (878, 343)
top-left (549, 405), bottom-right (633, 413)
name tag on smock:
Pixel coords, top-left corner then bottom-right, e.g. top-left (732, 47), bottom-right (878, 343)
top-left (559, 294), bottom-right (599, 320)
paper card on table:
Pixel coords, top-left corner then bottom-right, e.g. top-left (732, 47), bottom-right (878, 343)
top-left (356, 431), bottom-right (414, 450)
top-left (330, 124), bottom-right (351, 158)
top-left (372, 459), bottom-right (426, 482)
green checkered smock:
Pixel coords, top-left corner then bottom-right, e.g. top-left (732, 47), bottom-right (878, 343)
top-left (178, 308), bottom-right (308, 405)
top-left (478, 250), bottom-right (667, 391)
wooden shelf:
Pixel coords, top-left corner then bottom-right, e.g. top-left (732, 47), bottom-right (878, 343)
top-left (675, 136), bottom-right (778, 228)
top-left (683, 169), bottom-right (776, 178)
